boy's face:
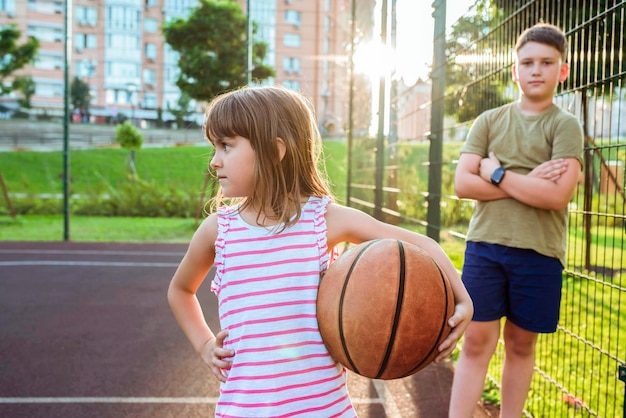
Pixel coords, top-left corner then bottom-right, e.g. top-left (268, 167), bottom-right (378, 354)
top-left (512, 41), bottom-right (569, 102)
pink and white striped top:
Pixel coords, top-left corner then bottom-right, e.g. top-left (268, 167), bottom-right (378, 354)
top-left (211, 196), bottom-right (355, 418)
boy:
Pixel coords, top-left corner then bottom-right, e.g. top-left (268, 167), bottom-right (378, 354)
top-left (448, 23), bottom-right (584, 417)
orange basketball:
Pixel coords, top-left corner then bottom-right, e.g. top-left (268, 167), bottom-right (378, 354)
top-left (317, 239), bottom-right (454, 380)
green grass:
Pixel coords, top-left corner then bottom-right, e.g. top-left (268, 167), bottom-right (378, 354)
top-left (0, 141), bottom-right (350, 243)
top-left (0, 145), bottom-right (214, 195)
top-left (0, 141), bottom-right (349, 195)
top-left (0, 215), bottom-right (199, 242)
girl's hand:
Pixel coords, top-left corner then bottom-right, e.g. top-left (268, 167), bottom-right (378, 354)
top-left (528, 158), bottom-right (568, 182)
top-left (199, 329), bottom-right (234, 383)
top-left (434, 300), bottom-right (473, 363)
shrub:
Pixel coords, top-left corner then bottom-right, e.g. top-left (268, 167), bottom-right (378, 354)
top-left (6, 180), bottom-right (202, 218)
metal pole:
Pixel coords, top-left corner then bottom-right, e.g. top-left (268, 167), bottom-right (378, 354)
top-left (374, 0), bottom-right (388, 221)
top-left (346, 0), bottom-right (356, 208)
top-left (385, 0), bottom-right (398, 223)
top-left (426, 0), bottom-right (446, 242)
top-left (618, 364), bottom-right (626, 418)
top-left (246, 0), bottom-right (252, 85)
top-left (63, 0), bottom-right (73, 241)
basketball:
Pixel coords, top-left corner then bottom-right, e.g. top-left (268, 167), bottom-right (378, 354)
top-left (317, 239), bottom-right (454, 380)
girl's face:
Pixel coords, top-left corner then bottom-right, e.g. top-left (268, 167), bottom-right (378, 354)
top-left (512, 41), bottom-right (569, 102)
top-left (209, 136), bottom-right (256, 198)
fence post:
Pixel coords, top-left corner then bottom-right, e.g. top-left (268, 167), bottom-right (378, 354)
top-left (374, 0), bottom-right (388, 221)
top-left (427, 0), bottom-right (446, 242)
top-left (618, 364), bottom-right (626, 418)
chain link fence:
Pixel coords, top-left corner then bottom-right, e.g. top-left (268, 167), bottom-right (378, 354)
top-left (347, 0), bottom-right (625, 416)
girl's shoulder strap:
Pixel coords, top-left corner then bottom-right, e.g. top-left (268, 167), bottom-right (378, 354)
top-left (308, 195), bottom-right (332, 272)
top-left (305, 195), bottom-right (332, 211)
top-left (212, 204), bottom-right (238, 297)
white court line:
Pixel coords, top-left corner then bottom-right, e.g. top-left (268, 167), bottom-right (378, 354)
top-left (0, 250), bottom-right (184, 256)
top-left (372, 380), bottom-right (403, 418)
top-left (0, 261), bottom-right (179, 267)
top-left (0, 397), bottom-right (383, 405)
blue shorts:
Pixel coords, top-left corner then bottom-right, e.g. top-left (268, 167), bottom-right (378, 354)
top-left (462, 241), bottom-right (563, 333)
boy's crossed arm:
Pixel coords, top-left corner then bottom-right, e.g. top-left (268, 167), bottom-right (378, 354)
top-left (456, 152), bottom-right (581, 211)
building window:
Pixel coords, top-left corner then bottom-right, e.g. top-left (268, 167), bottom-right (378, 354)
top-left (144, 18), bottom-right (158, 32)
top-left (1, 0), bottom-right (16, 16)
top-left (283, 57), bottom-right (300, 74)
top-left (282, 80), bottom-right (300, 91)
top-left (144, 43), bottom-right (157, 61)
top-left (283, 33), bottom-right (301, 48)
top-left (27, 0), bottom-right (62, 14)
top-left (75, 33), bottom-right (97, 51)
top-left (89, 87), bottom-right (97, 105)
top-left (106, 62), bottom-right (140, 79)
top-left (34, 53), bottom-right (63, 70)
top-left (107, 34), bottom-right (140, 50)
top-left (107, 5), bottom-right (140, 31)
top-left (27, 24), bottom-right (63, 43)
top-left (143, 68), bottom-right (156, 86)
top-left (165, 66), bottom-right (179, 84)
top-left (285, 10), bottom-right (301, 28)
top-left (76, 60), bottom-right (96, 77)
top-left (35, 80), bottom-right (63, 97)
top-left (143, 92), bottom-right (157, 109)
top-left (76, 6), bottom-right (97, 27)
top-left (86, 34), bottom-right (97, 49)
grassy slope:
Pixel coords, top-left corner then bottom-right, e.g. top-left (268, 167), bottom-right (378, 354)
top-left (0, 141), bottom-right (349, 243)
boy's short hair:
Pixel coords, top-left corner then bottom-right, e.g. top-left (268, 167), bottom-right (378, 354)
top-left (515, 23), bottom-right (568, 61)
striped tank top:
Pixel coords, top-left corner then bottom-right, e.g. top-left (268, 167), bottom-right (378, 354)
top-left (211, 196), bottom-right (355, 418)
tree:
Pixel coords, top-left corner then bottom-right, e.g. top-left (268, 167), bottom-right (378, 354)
top-left (70, 76), bottom-right (91, 114)
top-left (162, 0), bottom-right (275, 103)
top-left (492, 0), bottom-right (625, 96)
top-left (12, 75), bottom-right (36, 108)
top-left (445, 0), bottom-right (626, 124)
top-left (167, 91), bottom-right (194, 129)
top-left (443, 0), bottom-right (508, 122)
top-left (115, 121), bottom-right (144, 178)
top-left (0, 25), bottom-right (39, 96)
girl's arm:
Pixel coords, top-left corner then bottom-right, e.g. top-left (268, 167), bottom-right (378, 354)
top-left (167, 213), bottom-right (234, 382)
top-left (325, 204), bottom-right (473, 362)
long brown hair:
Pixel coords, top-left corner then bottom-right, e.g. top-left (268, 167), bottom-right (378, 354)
top-left (204, 86), bottom-right (333, 229)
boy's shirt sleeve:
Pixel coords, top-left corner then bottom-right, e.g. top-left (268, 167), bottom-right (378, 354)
top-left (552, 114), bottom-right (584, 168)
top-left (461, 112), bottom-right (489, 157)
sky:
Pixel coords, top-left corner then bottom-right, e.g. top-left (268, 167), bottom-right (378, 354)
top-left (395, 0), bottom-right (474, 85)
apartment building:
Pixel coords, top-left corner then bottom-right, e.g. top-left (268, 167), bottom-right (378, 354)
top-left (242, 0), bottom-right (351, 134)
top-left (0, 0), bottom-right (352, 131)
top-left (395, 78), bottom-right (431, 142)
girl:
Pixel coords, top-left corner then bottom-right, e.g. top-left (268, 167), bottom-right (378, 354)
top-left (168, 86), bottom-right (473, 417)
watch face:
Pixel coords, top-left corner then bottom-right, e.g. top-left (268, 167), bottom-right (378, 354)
top-left (491, 167), bottom-right (505, 185)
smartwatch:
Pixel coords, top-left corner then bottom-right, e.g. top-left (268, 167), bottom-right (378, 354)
top-left (490, 167), bottom-right (506, 186)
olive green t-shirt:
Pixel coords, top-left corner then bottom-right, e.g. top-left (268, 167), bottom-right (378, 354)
top-left (461, 102), bottom-right (584, 266)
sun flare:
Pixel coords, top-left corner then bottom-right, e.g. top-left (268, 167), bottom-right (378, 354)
top-left (352, 41), bottom-right (396, 82)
